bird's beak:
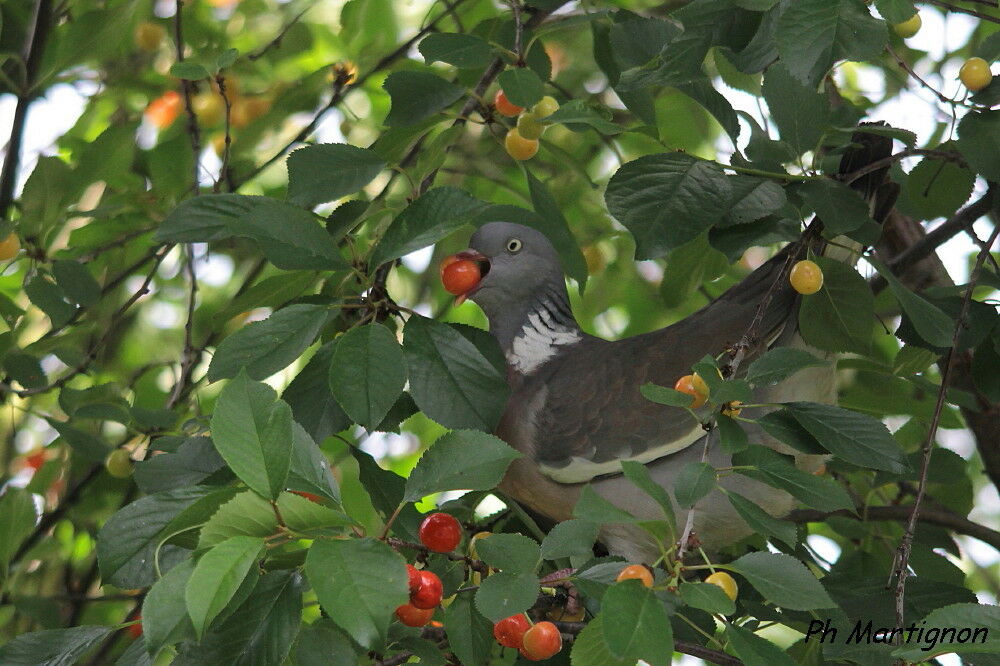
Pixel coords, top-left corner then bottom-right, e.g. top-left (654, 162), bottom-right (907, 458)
top-left (440, 250), bottom-right (490, 306)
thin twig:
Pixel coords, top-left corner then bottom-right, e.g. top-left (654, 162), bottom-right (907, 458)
top-left (840, 148), bottom-right (962, 187)
top-left (173, 0), bottom-right (202, 189)
top-left (892, 222), bottom-right (1000, 650)
top-left (247, 5), bottom-right (312, 61)
top-left (926, 0), bottom-right (1000, 24)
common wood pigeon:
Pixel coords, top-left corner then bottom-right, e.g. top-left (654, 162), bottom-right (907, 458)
top-left (445, 128), bottom-right (896, 562)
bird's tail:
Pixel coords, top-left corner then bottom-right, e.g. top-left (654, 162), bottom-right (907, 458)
top-left (819, 122), bottom-right (900, 264)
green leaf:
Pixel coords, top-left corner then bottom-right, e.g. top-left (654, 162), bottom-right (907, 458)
top-left (475, 533), bottom-right (540, 571)
top-left (305, 537), bottom-right (407, 650)
top-left (155, 194), bottom-right (258, 243)
top-left (24, 273), bottom-right (75, 328)
top-left (893, 344), bottom-right (938, 376)
top-left (419, 33), bottom-right (493, 68)
top-left (875, 0), bottom-right (917, 23)
top-left (402, 316), bottom-right (509, 431)
top-left (19, 156), bottom-right (75, 238)
top-left (776, 0), bottom-right (887, 86)
top-left (174, 570), bottom-right (303, 665)
top-left (620, 460), bottom-right (677, 532)
top-left (573, 485), bottom-right (638, 523)
top-left (133, 436), bottom-right (226, 494)
top-left (542, 100), bottom-right (622, 135)
top-left (170, 61), bottom-right (209, 80)
top-left (383, 71), bottom-right (465, 126)
top-left (680, 581), bottom-right (736, 616)
top-left (474, 571), bottom-right (540, 622)
top-left (235, 199), bottom-right (348, 270)
top-left (0, 488), bottom-right (37, 580)
top-left (798, 179), bottom-right (875, 234)
top-left (540, 519), bottom-right (600, 560)
top-left (674, 462), bottom-right (716, 509)
top-left (892, 603), bottom-right (1000, 660)
top-left (761, 65), bottom-right (829, 154)
top-left (524, 170), bottom-right (589, 288)
top-left (756, 410), bottom-right (825, 455)
top-left (4, 352), bottom-right (46, 390)
top-left (658, 234), bottom-right (729, 308)
top-left (208, 304), bottom-right (329, 382)
top-left (282, 342), bottom-right (351, 444)
top-left (498, 68), bottom-right (545, 108)
top-left (724, 490), bottom-right (797, 547)
top-left (210, 370), bottom-right (293, 500)
top-left (369, 187), bottom-right (488, 267)
top-left (292, 619), bottom-right (359, 666)
top-left (444, 590), bottom-right (495, 666)
top-left (798, 257), bottom-right (874, 355)
top-left (721, 177), bottom-right (788, 226)
top-left (726, 622), bottom-right (798, 665)
top-left (97, 487), bottom-right (213, 588)
top-left (726, 551), bottom-right (835, 610)
top-left (328, 323), bottom-right (406, 430)
top-left (199, 490), bottom-right (350, 547)
top-left (605, 152), bottom-right (732, 259)
top-left (287, 144), bottom-right (386, 208)
top-left (52, 260), bottom-right (100, 307)
top-left (957, 110), bottom-right (1000, 181)
top-left (869, 257), bottom-right (954, 348)
top-left (899, 153), bottom-right (974, 220)
top-left (717, 414), bottom-right (749, 453)
top-left (783, 401), bottom-right (909, 473)
top-left (216, 48), bottom-right (239, 69)
top-left (0, 626), bottom-right (112, 666)
top-left (288, 422), bottom-right (341, 503)
top-left (403, 429), bottom-right (520, 502)
top-left (600, 581), bottom-right (673, 664)
top-left (185, 536), bottom-right (264, 639)
top-left (732, 445), bottom-right (854, 512)
top-left (212, 272), bottom-right (318, 326)
top-left (746, 348), bottom-right (828, 387)
top-left (571, 615), bottom-right (633, 666)
top-left (143, 558), bottom-right (196, 657)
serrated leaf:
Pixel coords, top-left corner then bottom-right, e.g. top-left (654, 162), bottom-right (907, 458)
top-left (143, 558), bottom-right (196, 658)
top-left (328, 323), bottom-right (405, 430)
top-left (721, 177), bottom-right (787, 226)
top-left (282, 342), bottom-right (351, 444)
top-left (892, 603), bottom-right (1000, 660)
top-left (957, 109), bottom-right (1000, 181)
top-left (747, 348), bottom-right (828, 387)
top-left (757, 409), bottom-right (826, 455)
top-left (0, 488), bottom-right (37, 579)
top-left (287, 144), bottom-right (386, 208)
top-left (403, 430), bottom-right (520, 502)
top-left (474, 571), bottom-right (539, 622)
top-left (208, 304), bottom-right (329, 382)
top-left (170, 62), bottom-right (209, 80)
top-left (605, 152), bottom-right (732, 259)
top-left (869, 257), bottom-right (954, 348)
top-left (639, 383), bottom-right (693, 408)
top-left (725, 490), bottom-right (798, 547)
top-left (498, 68), bottom-right (545, 107)
top-left (776, 0), bottom-right (886, 86)
top-left (155, 194), bottom-right (259, 243)
top-left (726, 622), bottom-right (798, 665)
top-left (444, 591), bottom-right (494, 666)
top-left (899, 154), bottom-right (974, 221)
top-left (383, 71), bottom-right (465, 126)
top-left (732, 445), bottom-right (854, 512)
top-left (235, 198), bottom-right (348, 270)
top-left (761, 64), bottom-right (829, 154)
top-left (542, 100), bottom-right (622, 134)
top-left (0, 626), bottom-right (113, 666)
top-left (369, 187), bottom-right (488, 268)
top-left (875, 0), bottom-right (916, 23)
top-left (680, 581), bottom-right (736, 616)
top-left (523, 171), bottom-right (589, 288)
top-left (52, 260), bottom-right (100, 307)
top-left (185, 536), bottom-right (264, 639)
top-left (798, 257), bottom-right (874, 355)
top-left (674, 462), bottom-right (716, 509)
top-left (726, 551), bottom-right (835, 610)
top-left (798, 178), bottom-right (875, 234)
top-left (573, 485), bottom-right (638, 523)
top-left (541, 520), bottom-right (600, 560)
top-left (571, 615), bottom-right (633, 666)
top-left (402, 316), bottom-right (509, 431)
top-left (620, 460), bottom-right (677, 533)
top-left (601, 581), bottom-right (673, 664)
top-left (305, 538), bottom-right (407, 650)
top-left (210, 370), bottom-right (292, 500)
top-left (783, 401), bottom-right (909, 473)
top-left (133, 436), bottom-right (226, 494)
top-left (419, 33), bottom-right (493, 68)
top-left (475, 533), bottom-right (540, 571)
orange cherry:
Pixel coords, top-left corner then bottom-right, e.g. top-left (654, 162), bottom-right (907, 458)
top-left (493, 613), bottom-right (531, 648)
top-left (440, 259), bottom-right (482, 296)
top-left (396, 603), bottom-right (435, 627)
top-left (521, 621), bottom-right (562, 661)
top-left (674, 374), bottom-right (708, 409)
top-left (616, 564), bottom-right (654, 587)
top-left (494, 90), bottom-right (524, 117)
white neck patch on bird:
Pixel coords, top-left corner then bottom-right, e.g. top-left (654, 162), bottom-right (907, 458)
top-left (507, 305), bottom-right (581, 375)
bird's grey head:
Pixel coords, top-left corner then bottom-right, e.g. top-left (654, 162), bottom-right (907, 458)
top-left (453, 221), bottom-right (574, 348)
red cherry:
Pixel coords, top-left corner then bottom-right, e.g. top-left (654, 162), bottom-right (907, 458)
top-left (290, 490), bottom-right (322, 503)
top-left (494, 90), bottom-right (524, 117)
top-left (521, 621), bottom-right (562, 661)
top-left (493, 613), bottom-right (531, 648)
top-left (418, 512), bottom-right (462, 553)
top-left (24, 450), bottom-right (46, 471)
top-left (127, 619), bottom-right (143, 639)
top-left (440, 259), bottom-right (481, 296)
top-left (410, 570), bottom-right (443, 609)
top-left (406, 564), bottom-right (422, 595)
top-left (396, 603), bottom-right (435, 627)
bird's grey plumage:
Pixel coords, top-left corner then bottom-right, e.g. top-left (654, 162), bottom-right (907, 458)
top-left (460, 127), bottom-right (896, 561)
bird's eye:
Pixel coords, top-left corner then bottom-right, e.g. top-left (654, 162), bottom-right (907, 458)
top-left (506, 238), bottom-right (523, 253)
